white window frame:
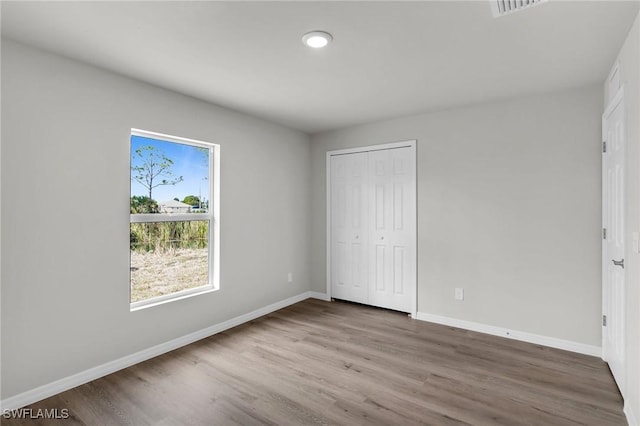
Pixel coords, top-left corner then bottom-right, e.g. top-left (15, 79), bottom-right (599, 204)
top-left (129, 128), bottom-right (220, 311)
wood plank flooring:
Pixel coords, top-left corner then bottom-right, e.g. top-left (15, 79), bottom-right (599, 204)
top-left (3, 299), bottom-right (625, 425)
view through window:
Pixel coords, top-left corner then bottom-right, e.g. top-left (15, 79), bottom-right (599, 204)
top-left (129, 129), bottom-right (218, 308)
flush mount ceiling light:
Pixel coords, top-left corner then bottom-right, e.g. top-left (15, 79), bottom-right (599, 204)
top-left (302, 31), bottom-right (333, 48)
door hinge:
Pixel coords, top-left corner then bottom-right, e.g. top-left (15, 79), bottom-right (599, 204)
top-left (603, 228), bottom-right (607, 240)
top-left (603, 141), bottom-right (607, 153)
top-left (603, 315), bottom-right (607, 327)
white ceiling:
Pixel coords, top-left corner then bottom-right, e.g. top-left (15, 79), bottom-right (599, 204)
top-left (2, 1), bottom-right (638, 134)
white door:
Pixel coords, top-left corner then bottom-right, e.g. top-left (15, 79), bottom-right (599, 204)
top-left (602, 88), bottom-right (625, 396)
top-left (368, 147), bottom-right (416, 313)
top-left (330, 152), bottom-right (369, 304)
top-left (329, 142), bottom-right (417, 315)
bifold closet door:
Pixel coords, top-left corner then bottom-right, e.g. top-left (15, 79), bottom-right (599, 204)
top-left (330, 152), bottom-right (369, 304)
top-left (368, 147), bottom-right (416, 312)
top-left (330, 145), bottom-right (415, 313)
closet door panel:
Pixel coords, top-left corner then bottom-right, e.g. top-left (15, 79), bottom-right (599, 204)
top-left (330, 155), bottom-right (348, 300)
top-left (368, 147), bottom-right (415, 312)
top-left (330, 152), bottom-right (369, 304)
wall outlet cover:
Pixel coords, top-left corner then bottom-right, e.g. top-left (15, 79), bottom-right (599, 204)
top-left (455, 288), bottom-right (464, 301)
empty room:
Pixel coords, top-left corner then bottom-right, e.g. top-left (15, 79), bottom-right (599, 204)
top-left (1, 1), bottom-right (639, 424)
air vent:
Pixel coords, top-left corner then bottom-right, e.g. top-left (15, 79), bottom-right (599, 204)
top-left (491, 0), bottom-right (546, 17)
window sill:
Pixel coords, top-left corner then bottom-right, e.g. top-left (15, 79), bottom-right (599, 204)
top-left (130, 285), bottom-right (217, 312)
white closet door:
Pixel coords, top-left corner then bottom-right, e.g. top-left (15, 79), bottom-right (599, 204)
top-left (330, 152), bottom-right (369, 304)
top-left (368, 147), bottom-right (416, 312)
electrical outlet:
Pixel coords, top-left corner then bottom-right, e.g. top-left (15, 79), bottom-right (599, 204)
top-left (454, 288), bottom-right (464, 301)
top-left (287, 272), bottom-right (293, 283)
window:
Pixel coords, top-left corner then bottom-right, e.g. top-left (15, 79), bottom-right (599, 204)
top-left (129, 129), bottom-right (219, 310)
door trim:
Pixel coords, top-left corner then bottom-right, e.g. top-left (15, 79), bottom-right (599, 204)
top-left (326, 140), bottom-right (418, 317)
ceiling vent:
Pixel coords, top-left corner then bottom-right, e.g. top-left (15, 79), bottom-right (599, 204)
top-left (491, 0), bottom-right (546, 17)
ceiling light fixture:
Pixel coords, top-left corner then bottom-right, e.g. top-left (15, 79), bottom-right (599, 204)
top-left (302, 31), bottom-right (333, 48)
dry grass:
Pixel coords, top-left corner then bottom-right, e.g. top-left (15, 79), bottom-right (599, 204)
top-left (130, 248), bottom-right (208, 303)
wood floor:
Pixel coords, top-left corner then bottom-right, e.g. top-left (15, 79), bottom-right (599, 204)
top-left (5, 299), bottom-right (625, 425)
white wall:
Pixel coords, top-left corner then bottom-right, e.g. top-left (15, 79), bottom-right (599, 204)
top-left (0, 39), bottom-right (311, 399)
top-left (606, 12), bottom-right (640, 423)
top-left (311, 85), bottom-right (603, 347)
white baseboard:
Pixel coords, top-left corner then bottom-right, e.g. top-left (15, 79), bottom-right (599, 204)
top-left (626, 401), bottom-right (639, 426)
top-left (415, 312), bottom-right (601, 357)
top-left (308, 291), bottom-right (331, 301)
top-left (0, 291), bottom-right (316, 412)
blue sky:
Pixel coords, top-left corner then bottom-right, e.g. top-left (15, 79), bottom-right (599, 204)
top-left (130, 135), bottom-right (210, 203)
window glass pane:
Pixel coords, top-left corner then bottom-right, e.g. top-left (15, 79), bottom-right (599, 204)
top-left (130, 221), bottom-right (209, 303)
top-left (130, 135), bottom-right (210, 213)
